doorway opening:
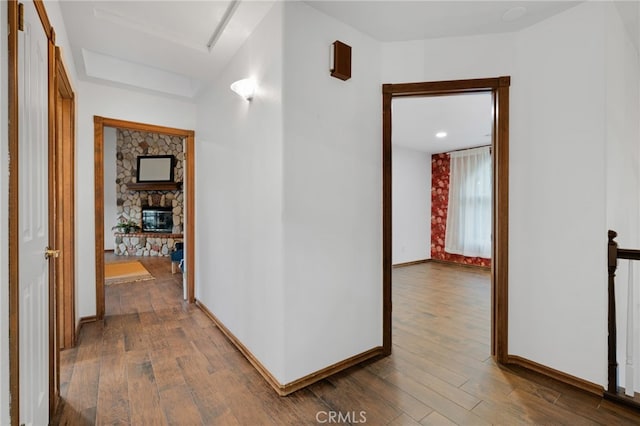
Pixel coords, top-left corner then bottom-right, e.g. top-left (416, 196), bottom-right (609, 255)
top-left (93, 117), bottom-right (196, 320)
top-left (382, 77), bottom-right (510, 362)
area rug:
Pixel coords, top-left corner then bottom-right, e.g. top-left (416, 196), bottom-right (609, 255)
top-left (105, 261), bottom-right (155, 285)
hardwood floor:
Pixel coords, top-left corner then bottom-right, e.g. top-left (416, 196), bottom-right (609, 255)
top-left (54, 259), bottom-right (640, 425)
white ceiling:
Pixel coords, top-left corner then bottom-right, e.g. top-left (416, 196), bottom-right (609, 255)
top-left (59, 0), bottom-right (275, 98)
top-left (392, 93), bottom-right (493, 154)
top-left (59, 1), bottom-right (587, 99)
top-left (304, 1), bottom-right (582, 42)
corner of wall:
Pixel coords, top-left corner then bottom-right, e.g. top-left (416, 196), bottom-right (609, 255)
top-left (44, 0), bottom-right (79, 84)
top-left (280, 0), bottom-right (383, 383)
top-left (603, 0), bottom-right (640, 394)
top-left (193, 0), bottom-right (287, 384)
top-left (510, 0), bottom-right (608, 386)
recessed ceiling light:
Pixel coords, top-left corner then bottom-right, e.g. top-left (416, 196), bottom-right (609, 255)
top-left (436, 131), bottom-right (447, 138)
top-left (502, 6), bottom-right (527, 22)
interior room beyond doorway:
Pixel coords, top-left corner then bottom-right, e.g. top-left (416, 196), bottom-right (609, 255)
top-left (391, 92), bottom-right (493, 269)
top-left (93, 116), bottom-right (196, 320)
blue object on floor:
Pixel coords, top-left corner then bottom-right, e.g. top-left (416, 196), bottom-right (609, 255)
top-left (171, 242), bottom-right (184, 274)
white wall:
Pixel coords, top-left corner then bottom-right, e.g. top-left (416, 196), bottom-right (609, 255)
top-left (509, 2), bottom-right (608, 386)
top-left (76, 81), bottom-right (196, 319)
top-left (44, 0), bottom-right (78, 84)
top-left (392, 146), bottom-right (431, 264)
top-left (603, 4), bottom-right (640, 391)
top-left (1, 1), bottom-right (9, 423)
top-left (281, 1), bottom-right (382, 383)
top-left (194, 0), bottom-right (384, 385)
top-left (381, 32), bottom-right (515, 84)
top-left (195, 2), bottom-right (286, 381)
top-left (103, 127), bottom-right (117, 250)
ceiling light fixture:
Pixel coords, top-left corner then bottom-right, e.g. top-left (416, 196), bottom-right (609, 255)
top-left (436, 131), bottom-right (447, 138)
top-left (230, 78), bottom-right (256, 101)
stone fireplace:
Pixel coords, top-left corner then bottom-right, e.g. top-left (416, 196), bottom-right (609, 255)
top-left (112, 129), bottom-right (184, 256)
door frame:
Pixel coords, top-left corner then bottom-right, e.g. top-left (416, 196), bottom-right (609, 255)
top-left (53, 47), bottom-right (76, 347)
top-left (93, 117), bottom-right (196, 319)
top-left (8, 0), bottom-right (61, 423)
top-left (382, 77), bottom-right (510, 362)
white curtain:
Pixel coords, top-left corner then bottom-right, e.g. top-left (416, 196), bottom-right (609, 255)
top-left (445, 146), bottom-right (492, 258)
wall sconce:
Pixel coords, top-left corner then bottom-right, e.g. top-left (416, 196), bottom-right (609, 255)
top-left (330, 40), bottom-right (351, 81)
top-left (230, 78), bottom-right (256, 101)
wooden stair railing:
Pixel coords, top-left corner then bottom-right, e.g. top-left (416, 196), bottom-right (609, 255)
top-left (606, 230), bottom-right (640, 410)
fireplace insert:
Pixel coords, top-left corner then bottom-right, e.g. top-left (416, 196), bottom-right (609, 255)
top-left (141, 206), bottom-right (173, 233)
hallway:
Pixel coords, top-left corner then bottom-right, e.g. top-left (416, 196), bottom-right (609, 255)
top-left (54, 260), bottom-right (640, 425)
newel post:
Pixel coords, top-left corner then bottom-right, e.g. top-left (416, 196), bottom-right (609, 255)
top-left (608, 230), bottom-right (619, 394)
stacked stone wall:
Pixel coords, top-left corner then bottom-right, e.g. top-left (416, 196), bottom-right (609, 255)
top-left (114, 233), bottom-right (183, 257)
top-left (112, 129), bottom-right (184, 256)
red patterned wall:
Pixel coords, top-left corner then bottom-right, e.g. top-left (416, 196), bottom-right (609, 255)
top-left (431, 153), bottom-right (491, 268)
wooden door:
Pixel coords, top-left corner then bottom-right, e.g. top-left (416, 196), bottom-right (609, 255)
top-left (18, 1), bottom-right (51, 424)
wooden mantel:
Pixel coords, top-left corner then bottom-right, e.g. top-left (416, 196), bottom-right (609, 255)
top-left (127, 182), bottom-right (182, 191)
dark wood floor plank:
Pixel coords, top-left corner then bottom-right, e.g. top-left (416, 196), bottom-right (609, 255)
top-left (378, 355), bottom-right (480, 411)
top-left (95, 351), bottom-right (130, 425)
top-left (382, 369), bottom-right (489, 426)
top-left (555, 395), bottom-right (636, 426)
top-left (389, 412), bottom-right (423, 426)
top-left (459, 372), bottom-right (516, 405)
top-left (55, 399), bottom-right (96, 426)
top-left (177, 353), bottom-right (240, 424)
top-left (419, 410), bottom-right (458, 426)
top-left (149, 356), bottom-right (184, 392)
top-left (349, 366), bottom-right (434, 421)
top-left (390, 345), bottom-right (469, 388)
top-left (58, 346), bottom-right (78, 399)
top-left (220, 393), bottom-right (278, 425)
top-left (392, 337), bottom-right (492, 385)
top-left (74, 320), bottom-right (103, 362)
top-left (471, 400), bottom-right (539, 425)
top-left (62, 324), bottom-right (102, 417)
top-left (275, 389), bottom-right (338, 425)
top-left (311, 373), bottom-right (403, 425)
top-left (191, 335), bottom-right (232, 374)
top-left (598, 399), bottom-right (640, 424)
top-left (60, 358), bottom-right (100, 423)
top-left (158, 383), bottom-right (204, 425)
top-left (507, 388), bottom-right (600, 425)
top-left (126, 355), bottom-right (167, 425)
